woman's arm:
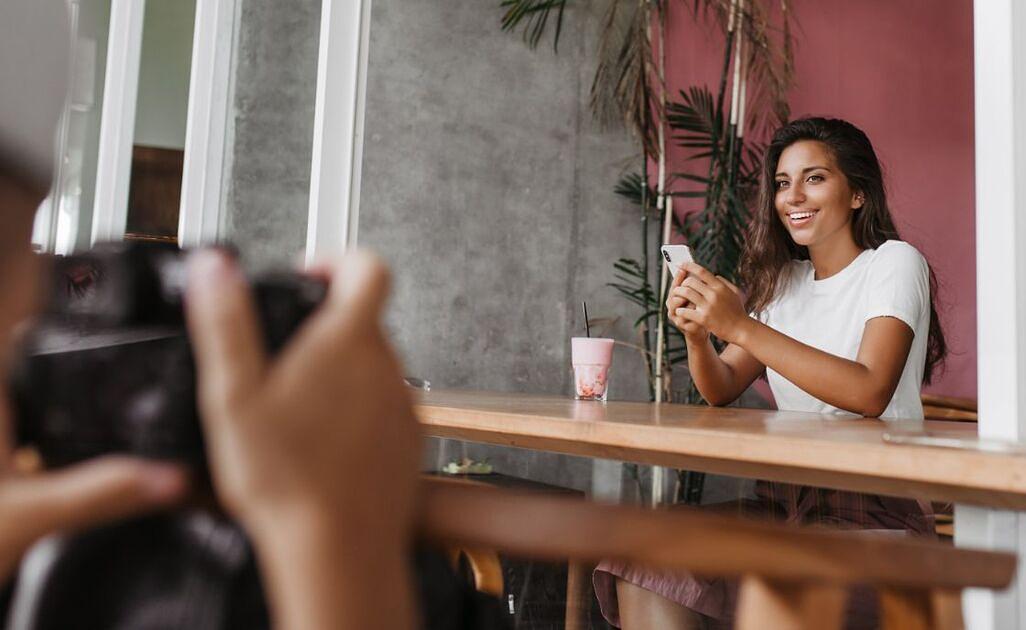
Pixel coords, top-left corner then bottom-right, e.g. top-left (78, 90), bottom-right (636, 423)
top-left (674, 263), bottom-right (913, 417)
top-left (682, 336), bottom-right (766, 407)
top-left (734, 317), bottom-right (910, 416)
top-left (667, 270), bottom-right (766, 406)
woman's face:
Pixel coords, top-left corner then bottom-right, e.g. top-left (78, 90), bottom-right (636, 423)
top-left (773, 140), bottom-right (862, 249)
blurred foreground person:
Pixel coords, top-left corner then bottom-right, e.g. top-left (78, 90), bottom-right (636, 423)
top-left (0, 0), bottom-right (188, 587)
top-left (0, 2), bottom-right (432, 628)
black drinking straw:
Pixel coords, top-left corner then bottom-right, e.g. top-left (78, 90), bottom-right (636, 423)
top-left (582, 301), bottom-right (591, 338)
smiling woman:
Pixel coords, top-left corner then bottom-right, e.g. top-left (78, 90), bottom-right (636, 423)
top-left (596, 117), bottom-right (950, 629)
top-left (743, 118), bottom-right (947, 388)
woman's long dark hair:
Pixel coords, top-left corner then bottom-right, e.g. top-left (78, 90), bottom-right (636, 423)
top-left (739, 117), bottom-right (947, 383)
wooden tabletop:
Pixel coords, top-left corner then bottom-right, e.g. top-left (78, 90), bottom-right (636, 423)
top-left (415, 389), bottom-right (1026, 509)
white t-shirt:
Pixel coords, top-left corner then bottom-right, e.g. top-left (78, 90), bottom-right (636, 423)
top-left (757, 240), bottom-right (930, 420)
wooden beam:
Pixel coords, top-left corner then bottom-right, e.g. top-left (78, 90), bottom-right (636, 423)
top-left (420, 479), bottom-right (1016, 591)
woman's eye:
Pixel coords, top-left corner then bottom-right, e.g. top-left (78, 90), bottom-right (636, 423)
top-left (775, 180), bottom-right (789, 190)
top-left (807, 174), bottom-right (824, 183)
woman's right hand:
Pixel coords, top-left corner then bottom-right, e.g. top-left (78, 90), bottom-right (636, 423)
top-left (666, 268), bottom-right (709, 342)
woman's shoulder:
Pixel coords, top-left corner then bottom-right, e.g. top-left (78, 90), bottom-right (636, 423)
top-left (783, 258), bottom-right (814, 285)
top-left (784, 258), bottom-right (814, 275)
top-left (869, 240), bottom-right (928, 273)
top-left (765, 259), bottom-right (812, 307)
top-left (870, 241), bottom-right (927, 262)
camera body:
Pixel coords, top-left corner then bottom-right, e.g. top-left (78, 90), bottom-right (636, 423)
top-left (8, 242), bottom-right (326, 469)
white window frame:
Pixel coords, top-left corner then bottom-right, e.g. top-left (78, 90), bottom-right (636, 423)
top-left (178, 0), bottom-right (240, 247)
top-left (89, 0), bottom-right (235, 247)
top-left (304, 0), bottom-right (372, 265)
top-left (89, 0), bottom-right (145, 244)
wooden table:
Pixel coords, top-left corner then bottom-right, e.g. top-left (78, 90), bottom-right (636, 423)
top-left (415, 389), bottom-right (1026, 509)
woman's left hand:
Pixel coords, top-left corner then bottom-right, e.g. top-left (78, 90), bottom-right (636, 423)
top-left (669, 263), bottom-right (750, 344)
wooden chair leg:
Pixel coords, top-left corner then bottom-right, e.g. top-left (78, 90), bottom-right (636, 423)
top-left (879, 587), bottom-right (934, 630)
top-left (564, 561), bottom-right (593, 630)
top-left (446, 547), bottom-right (505, 598)
top-left (461, 547), bottom-right (504, 598)
top-left (736, 576), bottom-right (845, 630)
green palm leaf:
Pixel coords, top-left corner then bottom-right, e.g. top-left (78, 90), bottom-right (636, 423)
top-left (500, 0), bottom-right (568, 52)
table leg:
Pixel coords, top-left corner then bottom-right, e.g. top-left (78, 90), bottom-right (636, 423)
top-left (590, 459), bottom-right (623, 503)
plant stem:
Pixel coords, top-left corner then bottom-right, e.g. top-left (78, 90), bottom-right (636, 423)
top-left (654, 0), bottom-right (672, 406)
top-left (640, 160), bottom-right (654, 401)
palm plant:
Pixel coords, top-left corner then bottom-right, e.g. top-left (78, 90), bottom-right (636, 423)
top-left (502, 0), bottom-right (794, 503)
top-left (500, 0), bottom-right (569, 51)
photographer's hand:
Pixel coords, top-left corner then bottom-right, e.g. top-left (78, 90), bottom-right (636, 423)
top-left (0, 190), bottom-right (188, 585)
top-left (185, 249), bottom-right (420, 630)
top-left (0, 402), bottom-right (187, 582)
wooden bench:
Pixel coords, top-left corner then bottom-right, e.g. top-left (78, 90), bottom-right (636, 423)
top-left (422, 478), bottom-right (1015, 629)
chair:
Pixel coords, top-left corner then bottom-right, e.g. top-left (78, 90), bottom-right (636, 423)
top-left (422, 477), bottom-right (1015, 629)
top-left (431, 472), bottom-right (590, 624)
top-left (446, 546), bottom-right (504, 598)
top-left (436, 476), bottom-right (506, 598)
top-left (922, 394), bottom-right (977, 423)
top-left (921, 394), bottom-right (978, 537)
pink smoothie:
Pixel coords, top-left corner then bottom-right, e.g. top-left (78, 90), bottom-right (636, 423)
top-left (571, 337), bottom-right (614, 400)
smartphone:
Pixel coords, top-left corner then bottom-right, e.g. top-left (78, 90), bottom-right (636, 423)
top-left (660, 244), bottom-right (693, 279)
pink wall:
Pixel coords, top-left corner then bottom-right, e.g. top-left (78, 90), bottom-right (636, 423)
top-left (663, 0), bottom-right (977, 399)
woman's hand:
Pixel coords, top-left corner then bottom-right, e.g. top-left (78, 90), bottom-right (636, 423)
top-left (665, 268), bottom-right (709, 342)
top-left (670, 263), bottom-right (751, 345)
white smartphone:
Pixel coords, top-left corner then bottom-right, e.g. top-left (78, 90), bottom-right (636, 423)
top-left (660, 244), bottom-right (693, 279)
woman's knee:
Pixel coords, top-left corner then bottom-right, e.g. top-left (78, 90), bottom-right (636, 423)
top-left (615, 578), bottom-right (707, 630)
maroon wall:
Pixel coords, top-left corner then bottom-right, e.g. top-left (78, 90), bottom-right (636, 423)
top-left (662, 0), bottom-right (976, 398)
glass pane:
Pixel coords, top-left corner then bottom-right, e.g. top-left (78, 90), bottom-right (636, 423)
top-left (124, 0), bottom-right (196, 245)
top-left (34, 0), bottom-right (112, 255)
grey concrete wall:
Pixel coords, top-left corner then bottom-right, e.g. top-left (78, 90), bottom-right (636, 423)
top-left (222, 0), bottom-right (320, 268)
top-left (357, 0), bottom-right (652, 493)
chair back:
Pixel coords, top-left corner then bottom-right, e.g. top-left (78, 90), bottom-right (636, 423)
top-left (922, 394), bottom-right (977, 422)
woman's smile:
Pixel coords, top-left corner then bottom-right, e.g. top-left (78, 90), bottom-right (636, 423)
top-left (786, 208), bottom-right (819, 227)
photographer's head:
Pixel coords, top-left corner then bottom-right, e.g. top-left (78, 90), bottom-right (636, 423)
top-left (0, 0), bottom-right (70, 348)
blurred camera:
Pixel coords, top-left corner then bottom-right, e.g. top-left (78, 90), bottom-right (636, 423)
top-left (8, 242), bottom-right (326, 470)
